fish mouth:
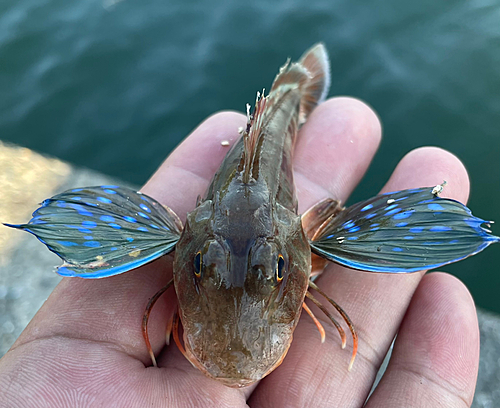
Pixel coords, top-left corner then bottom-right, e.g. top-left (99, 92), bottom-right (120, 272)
top-left (180, 330), bottom-right (293, 388)
top-left (201, 341), bottom-right (292, 388)
top-left (212, 376), bottom-right (257, 388)
top-left (182, 339), bottom-right (259, 387)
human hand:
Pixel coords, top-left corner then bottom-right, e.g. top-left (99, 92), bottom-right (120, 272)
top-left (0, 98), bottom-right (479, 407)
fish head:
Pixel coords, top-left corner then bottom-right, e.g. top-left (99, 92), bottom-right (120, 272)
top-left (173, 198), bottom-right (310, 387)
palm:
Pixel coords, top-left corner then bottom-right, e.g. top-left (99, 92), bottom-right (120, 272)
top-left (0, 99), bottom-right (479, 408)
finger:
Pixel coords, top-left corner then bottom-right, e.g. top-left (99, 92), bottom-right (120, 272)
top-left (12, 112), bottom-right (246, 364)
top-left (142, 111), bottom-right (245, 220)
top-left (379, 146), bottom-right (470, 201)
top-left (250, 147), bottom-right (470, 407)
top-left (366, 272), bottom-right (479, 408)
top-left (294, 97), bottom-right (382, 212)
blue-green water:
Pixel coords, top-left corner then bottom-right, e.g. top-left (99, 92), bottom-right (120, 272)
top-left (1, 0), bottom-right (499, 312)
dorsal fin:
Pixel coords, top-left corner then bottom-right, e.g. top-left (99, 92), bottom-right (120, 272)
top-left (242, 93), bottom-right (267, 183)
top-left (240, 44), bottom-right (331, 183)
top-left (241, 64), bottom-right (311, 183)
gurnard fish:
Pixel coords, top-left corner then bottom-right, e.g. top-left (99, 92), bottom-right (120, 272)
top-left (6, 43), bottom-right (498, 388)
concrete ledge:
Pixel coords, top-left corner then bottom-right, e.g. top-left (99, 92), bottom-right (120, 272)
top-left (0, 142), bottom-right (498, 406)
top-left (0, 141), bottom-right (127, 355)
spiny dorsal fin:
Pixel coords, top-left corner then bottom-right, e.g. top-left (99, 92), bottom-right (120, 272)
top-left (241, 64), bottom-right (310, 183)
top-left (240, 44), bottom-right (331, 183)
top-left (242, 92), bottom-right (268, 183)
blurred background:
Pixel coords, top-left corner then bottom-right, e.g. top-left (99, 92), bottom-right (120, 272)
top-left (0, 0), bottom-right (499, 405)
top-left (1, 0), bottom-right (498, 312)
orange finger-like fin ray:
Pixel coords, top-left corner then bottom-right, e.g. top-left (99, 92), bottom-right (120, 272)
top-left (142, 279), bottom-right (174, 367)
top-left (302, 301), bottom-right (326, 343)
top-left (165, 313), bottom-right (174, 346)
top-left (305, 290), bottom-right (346, 349)
top-left (172, 310), bottom-right (188, 360)
top-left (308, 281), bottom-right (358, 370)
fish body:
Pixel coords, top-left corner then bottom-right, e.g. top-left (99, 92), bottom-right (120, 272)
top-left (6, 44), bottom-right (499, 388)
top-left (173, 45), bottom-right (329, 385)
top-left (174, 177), bottom-right (310, 386)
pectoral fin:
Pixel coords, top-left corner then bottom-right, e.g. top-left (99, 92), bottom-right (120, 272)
top-left (307, 186), bottom-right (499, 273)
top-left (302, 198), bottom-right (343, 277)
top-left (5, 186), bottom-right (183, 278)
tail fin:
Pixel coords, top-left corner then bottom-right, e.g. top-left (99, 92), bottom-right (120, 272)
top-left (270, 43), bottom-right (330, 124)
top-left (298, 43), bottom-right (331, 121)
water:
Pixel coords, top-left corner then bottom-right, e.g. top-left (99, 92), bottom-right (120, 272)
top-left (1, 0), bottom-right (499, 312)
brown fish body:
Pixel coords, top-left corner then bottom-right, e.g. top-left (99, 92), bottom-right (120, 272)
top-left (173, 44), bottom-right (330, 387)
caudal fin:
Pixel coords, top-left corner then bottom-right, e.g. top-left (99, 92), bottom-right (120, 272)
top-left (298, 43), bottom-right (331, 121)
top-left (269, 43), bottom-right (331, 124)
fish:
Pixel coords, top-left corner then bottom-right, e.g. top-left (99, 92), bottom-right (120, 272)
top-left (5, 43), bottom-right (498, 388)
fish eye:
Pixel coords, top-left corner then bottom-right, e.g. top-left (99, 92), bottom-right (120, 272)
top-left (276, 254), bottom-right (285, 282)
top-left (194, 251), bottom-right (203, 278)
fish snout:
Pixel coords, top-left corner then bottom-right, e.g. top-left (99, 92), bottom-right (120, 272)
top-left (183, 328), bottom-right (292, 388)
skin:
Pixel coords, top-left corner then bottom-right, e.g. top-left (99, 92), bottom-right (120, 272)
top-left (0, 98), bottom-right (479, 407)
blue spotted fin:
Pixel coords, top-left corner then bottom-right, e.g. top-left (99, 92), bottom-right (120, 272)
top-left (5, 186), bottom-right (183, 278)
top-left (309, 186), bottom-right (499, 273)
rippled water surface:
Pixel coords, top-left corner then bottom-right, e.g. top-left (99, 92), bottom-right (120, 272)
top-left (1, 0), bottom-right (499, 312)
